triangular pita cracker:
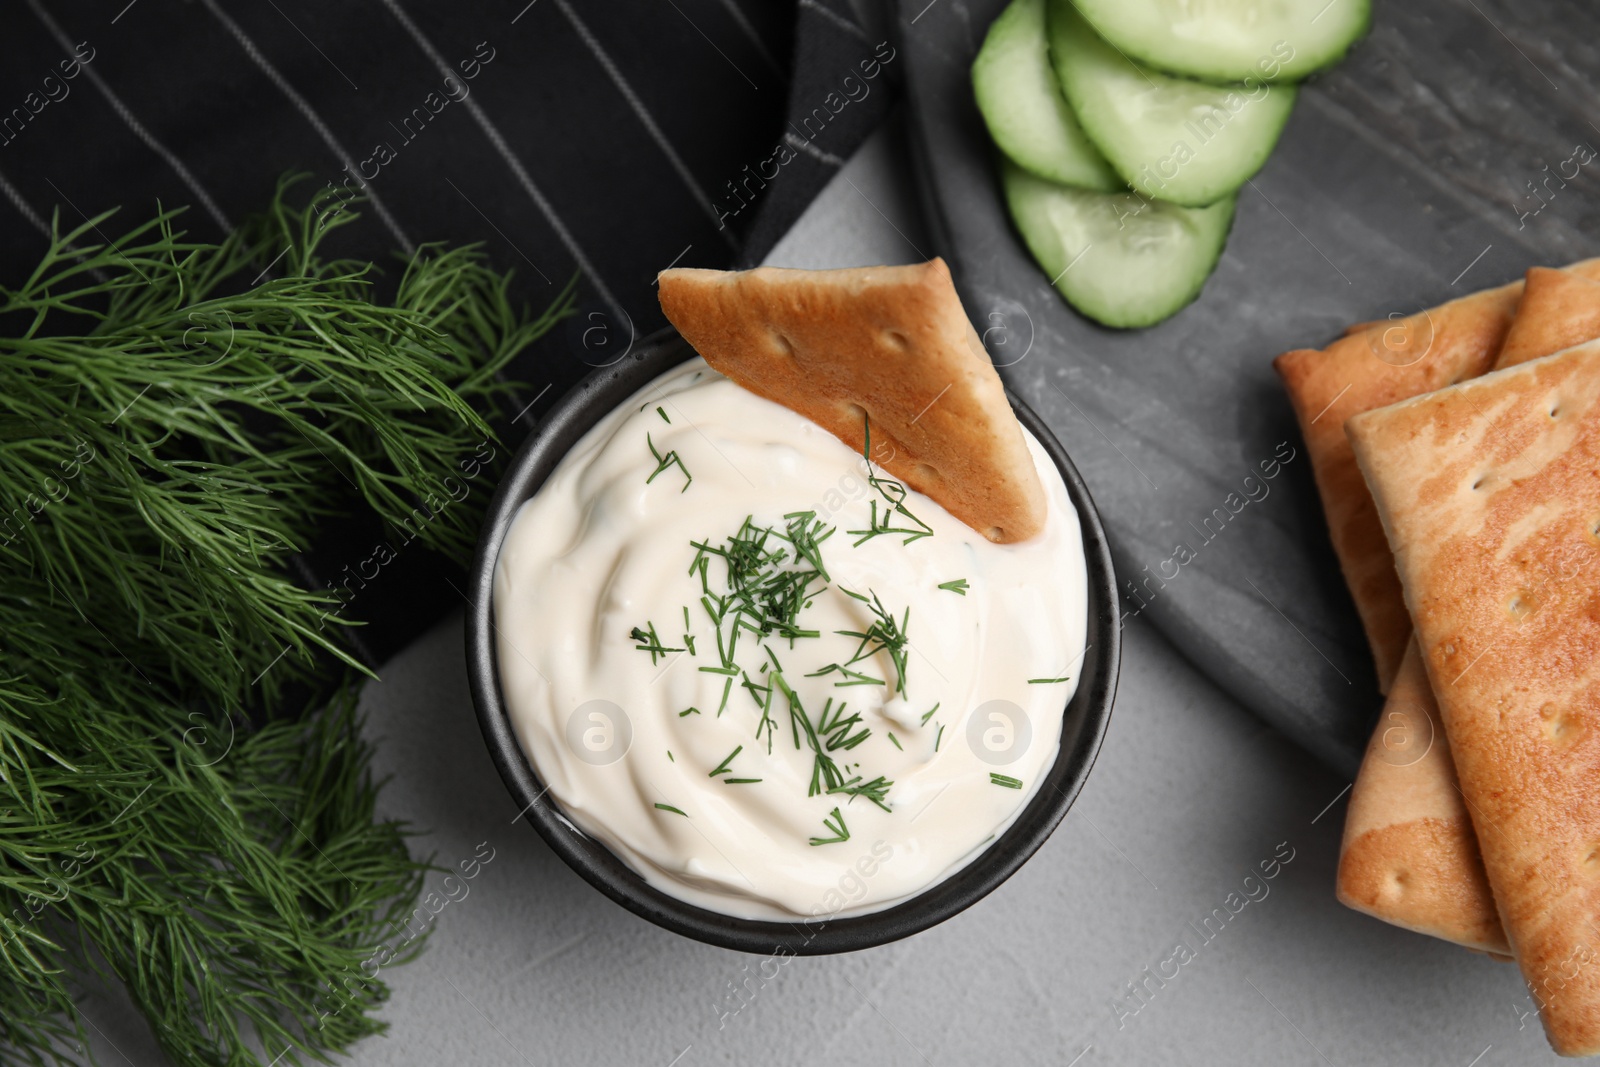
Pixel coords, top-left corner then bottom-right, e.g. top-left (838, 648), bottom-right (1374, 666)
top-left (658, 259), bottom-right (1046, 543)
top-left (1348, 340), bottom-right (1600, 1056)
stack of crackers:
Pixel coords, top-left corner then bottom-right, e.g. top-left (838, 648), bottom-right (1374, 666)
top-left (1276, 264), bottom-right (1600, 1056)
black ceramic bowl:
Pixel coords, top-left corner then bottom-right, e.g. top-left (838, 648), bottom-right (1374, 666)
top-left (465, 329), bottom-right (1120, 955)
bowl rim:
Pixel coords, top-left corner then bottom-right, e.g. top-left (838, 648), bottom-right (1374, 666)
top-left (464, 328), bottom-right (1121, 955)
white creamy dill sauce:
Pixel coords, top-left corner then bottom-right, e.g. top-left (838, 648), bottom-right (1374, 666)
top-left (494, 359), bottom-right (1088, 921)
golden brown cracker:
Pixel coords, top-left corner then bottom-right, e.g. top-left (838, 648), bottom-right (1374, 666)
top-left (658, 260), bottom-right (1046, 543)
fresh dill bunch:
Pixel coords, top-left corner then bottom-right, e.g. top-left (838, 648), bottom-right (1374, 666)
top-left (0, 174), bottom-right (575, 709)
top-left (0, 654), bottom-right (427, 1067)
top-left (0, 177), bottom-right (575, 1066)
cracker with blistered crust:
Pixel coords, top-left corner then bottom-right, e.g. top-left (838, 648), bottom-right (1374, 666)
top-left (658, 259), bottom-right (1047, 543)
top-left (1348, 341), bottom-right (1600, 1057)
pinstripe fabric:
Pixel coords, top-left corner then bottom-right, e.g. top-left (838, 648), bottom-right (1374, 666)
top-left (0, 0), bottom-right (898, 664)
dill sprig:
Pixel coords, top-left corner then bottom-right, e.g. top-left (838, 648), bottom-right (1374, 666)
top-left (0, 173), bottom-right (573, 710)
top-left (645, 432), bottom-right (692, 492)
top-left (828, 774), bottom-right (893, 811)
top-left (0, 639), bottom-right (429, 1067)
top-left (629, 621), bottom-right (684, 664)
top-left (808, 808), bottom-right (851, 846)
top-left (938, 578), bottom-right (969, 595)
top-left (709, 745), bottom-right (743, 778)
top-left (0, 177), bottom-right (571, 1065)
top-left (990, 773), bottom-right (1024, 789)
top-left (780, 510), bottom-right (834, 581)
top-left (847, 415), bottom-right (932, 547)
top-left (804, 662), bottom-right (885, 688)
top-left (835, 589), bottom-right (912, 697)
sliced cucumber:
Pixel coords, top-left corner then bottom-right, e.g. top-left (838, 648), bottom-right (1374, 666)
top-left (972, 0), bottom-right (1123, 191)
top-left (1070, 0), bottom-right (1371, 84)
top-left (1001, 159), bottom-right (1235, 329)
top-left (1048, 0), bottom-right (1296, 207)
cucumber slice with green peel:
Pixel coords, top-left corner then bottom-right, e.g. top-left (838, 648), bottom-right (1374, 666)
top-left (1048, 0), bottom-right (1296, 207)
top-left (973, 0), bottom-right (1123, 192)
top-left (1070, 0), bottom-right (1371, 84)
top-left (1001, 159), bottom-right (1235, 329)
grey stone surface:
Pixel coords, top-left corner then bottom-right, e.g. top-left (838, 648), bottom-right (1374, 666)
top-left (898, 0), bottom-right (1600, 776)
top-left (81, 118), bottom-right (1563, 1067)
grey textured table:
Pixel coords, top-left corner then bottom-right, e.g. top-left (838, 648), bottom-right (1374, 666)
top-left (82, 119), bottom-right (1560, 1067)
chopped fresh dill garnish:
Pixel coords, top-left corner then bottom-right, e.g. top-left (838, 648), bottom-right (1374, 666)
top-left (678, 707), bottom-right (700, 717)
top-left (888, 732), bottom-right (902, 750)
top-left (935, 723), bottom-right (945, 751)
top-left (682, 605), bottom-right (696, 655)
top-left (818, 700), bottom-right (870, 752)
top-left (657, 405), bottom-right (670, 423)
top-left (808, 807), bottom-right (851, 846)
top-left (654, 803), bottom-right (688, 816)
top-left (920, 702), bottom-right (941, 726)
top-left (827, 774), bottom-right (892, 811)
top-left (628, 621), bottom-right (683, 664)
top-left (847, 414), bottom-right (933, 547)
top-left (722, 778), bottom-right (762, 785)
top-left (805, 662), bottom-right (886, 687)
top-left (716, 676), bottom-right (733, 717)
top-left (646, 432), bottom-right (692, 492)
top-left (667, 751), bottom-right (675, 762)
top-left (819, 703), bottom-right (870, 755)
top-left (781, 510), bottom-right (835, 581)
top-left (990, 773), bottom-right (1024, 789)
top-left (709, 745), bottom-right (743, 778)
top-left (1028, 676), bottom-right (1071, 684)
top-left (691, 516), bottom-right (826, 643)
top-left (740, 671), bottom-right (771, 706)
top-left (938, 578), bottom-right (969, 595)
top-left (835, 588), bottom-right (911, 696)
top-left (697, 665), bottom-right (740, 676)
top-left (755, 672), bottom-right (778, 753)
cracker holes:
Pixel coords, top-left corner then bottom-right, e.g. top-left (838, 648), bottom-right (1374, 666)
top-left (984, 526), bottom-right (1005, 543)
top-left (881, 328), bottom-right (910, 352)
top-left (914, 462), bottom-right (939, 483)
top-left (1585, 846), bottom-right (1600, 876)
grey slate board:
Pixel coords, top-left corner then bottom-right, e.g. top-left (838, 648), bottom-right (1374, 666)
top-left (896, 0), bottom-right (1600, 774)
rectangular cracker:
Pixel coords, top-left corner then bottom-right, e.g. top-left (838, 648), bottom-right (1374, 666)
top-left (1274, 283), bottom-right (1523, 690)
top-left (658, 259), bottom-right (1046, 543)
top-left (1337, 639), bottom-right (1508, 955)
top-left (1499, 266), bottom-right (1600, 369)
top-left (1348, 340), bottom-right (1600, 1056)
top-left (1338, 265), bottom-right (1600, 955)
top-left (1274, 258), bottom-right (1600, 690)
